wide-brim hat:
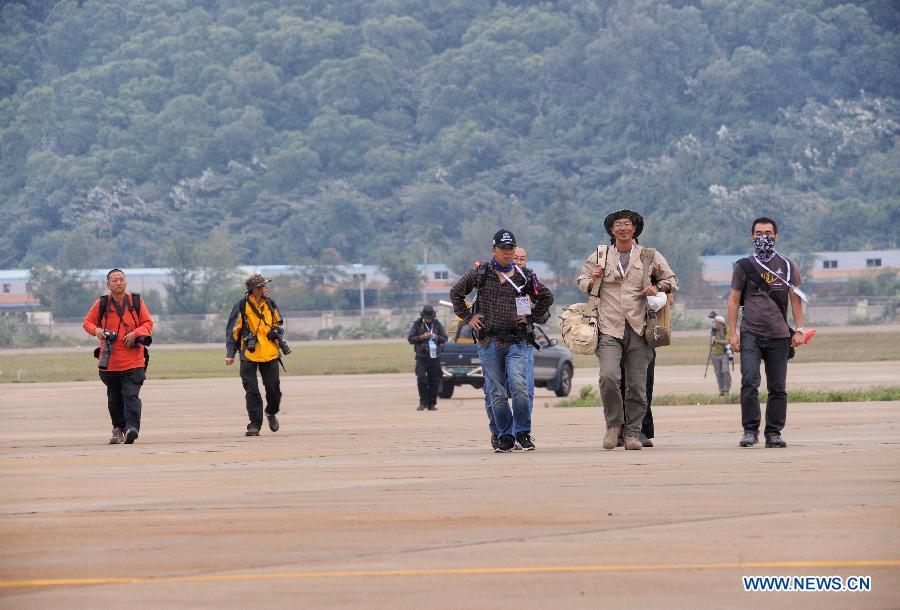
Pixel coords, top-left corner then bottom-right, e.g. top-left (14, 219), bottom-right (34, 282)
top-left (604, 209), bottom-right (644, 238)
top-left (420, 304), bottom-right (435, 318)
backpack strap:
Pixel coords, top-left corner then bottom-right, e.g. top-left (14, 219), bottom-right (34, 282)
top-left (96, 294), bottom-right (109, 326)
top-left (640, 247), bottom-right (657, 289)
top-left (474, 261), bottom-right (488, 290)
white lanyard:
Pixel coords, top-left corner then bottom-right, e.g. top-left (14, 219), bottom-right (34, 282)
top-left (753, 254), bottom-right (808, 303)
top-left (617, 244), bottom-right (635, 279)
top-left (504, 266), bottom-right (529, 294)
top-left (423, 322), bottom-right (433, 335)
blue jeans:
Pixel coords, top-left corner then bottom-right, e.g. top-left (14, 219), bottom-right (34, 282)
top-left (484, 345), bottom-right (534, 436)
top-left (739, 330), bottom-right (789, 435)
top-left (478, 339), bottom-right (531, 438)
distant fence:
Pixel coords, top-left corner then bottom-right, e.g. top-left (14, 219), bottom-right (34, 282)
top-left (32, 296), bottom-right (899, 344)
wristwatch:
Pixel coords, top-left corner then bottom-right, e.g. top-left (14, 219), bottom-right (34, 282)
top-left (794, 327), bottom-right (805, 334)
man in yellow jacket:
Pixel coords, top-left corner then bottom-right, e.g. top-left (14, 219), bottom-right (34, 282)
top-left (225, 274), bottom-right (288, 436)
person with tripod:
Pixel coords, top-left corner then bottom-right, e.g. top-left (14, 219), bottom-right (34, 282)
top-left (707, 313), bottom-right (733, 396)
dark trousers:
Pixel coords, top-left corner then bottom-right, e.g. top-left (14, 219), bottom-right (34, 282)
top-left (99, 368), bottom-right (146, 432)
top-left (415, 358), bottom-right (442, 407)
top-left (739, 331), bottom-right (789, 435)
top-left (240, 359), bottom-right (281, 428)
top-left (620, 349), bottom-right (656, 438)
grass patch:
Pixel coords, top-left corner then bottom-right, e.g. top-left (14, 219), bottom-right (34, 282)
top-left (555, 385), bottom-right (900, 407)
top-left (555, 385), bottom-right (601, 408)
top-left (2, 329), bottom-right (899, 383)
top-left (570, 330), bottom-right (900, 369)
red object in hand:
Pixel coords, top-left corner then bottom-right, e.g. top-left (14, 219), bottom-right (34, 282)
top-left (802, 328), bottom-right (817, 344)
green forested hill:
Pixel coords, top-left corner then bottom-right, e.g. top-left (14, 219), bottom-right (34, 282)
top-left (1, 0), bottom-right (897, 289)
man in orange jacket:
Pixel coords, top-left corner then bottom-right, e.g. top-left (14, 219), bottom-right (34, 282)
top-left (83, 269), bottom-right (154, 445)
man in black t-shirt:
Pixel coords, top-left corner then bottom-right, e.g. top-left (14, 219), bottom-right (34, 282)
top-left (727, 217), bottom-right (806, 448)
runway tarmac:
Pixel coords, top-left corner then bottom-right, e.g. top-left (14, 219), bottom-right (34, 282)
top-left (1, 361), bottom-right (898, 608)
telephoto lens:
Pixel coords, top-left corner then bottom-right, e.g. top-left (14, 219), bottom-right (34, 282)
top-left (278, 337), bottom-right (292, 355)
top-left (98, 330), bottom-right (117, 370)
top-left (267, 326), bottom-right (291, 355)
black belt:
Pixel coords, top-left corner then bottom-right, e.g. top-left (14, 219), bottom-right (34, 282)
top-left (479, 327), bottom-right (526, 343)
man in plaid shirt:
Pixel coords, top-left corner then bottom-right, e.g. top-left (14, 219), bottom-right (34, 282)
top-left (449, 230), bottom-right (553, 452)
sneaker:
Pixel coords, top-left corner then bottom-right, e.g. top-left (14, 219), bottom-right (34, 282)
top-left (490, 434), bottom-right (500, 451)
top-left (267, 414), bottom-right (279, 432)
top-left (109, 427), bottom-right (125, 445)
top-left (765, 433), bottom-right (787, 448)
top-left (495, 434), bottom-right (515, 453)
top-left (623, 436), bottom-right (643, 450)
top-left (515, 432), bottom-right (536, 451)
top-left (638, 432), bottom-right (654, 448)
top-left (124, 428), bottom-right (138, 444)
top-left (603, 426), bottom-right (622, 450)
top-left (245, 425), bottom-right (260, 437)
top-left (739, 431), bottom-right (758, 447)
top-left (417, 403), bottom-right (426, 411)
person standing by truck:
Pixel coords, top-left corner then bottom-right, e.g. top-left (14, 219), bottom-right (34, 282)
top-left (408, 304), bottom-right (448, 411)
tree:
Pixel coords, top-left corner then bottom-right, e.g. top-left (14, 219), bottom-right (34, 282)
top-left (28, 265), bottom-right (95, 320)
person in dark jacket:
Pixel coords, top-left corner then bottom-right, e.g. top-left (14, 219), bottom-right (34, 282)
top-left (407, 304), bottom-right (448, 411)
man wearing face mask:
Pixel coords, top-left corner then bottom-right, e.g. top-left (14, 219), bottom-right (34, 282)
top-left (727, 217), bottom-right (806, 448)
top-left (450, 230), bottom-right (553, 452)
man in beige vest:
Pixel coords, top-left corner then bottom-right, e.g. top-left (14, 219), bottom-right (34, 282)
top-left (576, 210), bottom-right (677, 450)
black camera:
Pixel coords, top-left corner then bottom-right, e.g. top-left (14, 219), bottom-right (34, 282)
top-left (98, 330), bottom-right (117, 370)
top-left (267, 326), bottom-right (292, 355)
top-left (245, 333), bottom-right (258, 353)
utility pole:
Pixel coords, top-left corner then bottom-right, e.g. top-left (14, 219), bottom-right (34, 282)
top-left (422, 244), bottom-right (428, 306)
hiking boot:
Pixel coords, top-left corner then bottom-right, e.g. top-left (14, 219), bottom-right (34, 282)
top-left (739, 431), bottom-right (758, 447)
top-left (124, 428), bottom-right (139, 444)
top-left (765, 433), bottom-right (787, 448)
top-left (245, 425), bottom-right (260, 437)
top-left (490, 434), bottom-right (500, 451)
top-left (638, 432), bottom-right (654, 448)
top-left (417, 403), bottom-right (426, 411)
top-left (603, 426), bottom-right (622, 450)
top-left (495, 435), bottom-right (515, 453)
top-left (267, 414), bottom-right (279, 432)
top-left (515, 432), bottom-right (536, 451)
top-left (623, 436), bottom-right (643, 450)
top-left (109, 427), bottom-right (125, 445)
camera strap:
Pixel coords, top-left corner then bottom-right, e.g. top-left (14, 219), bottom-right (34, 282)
top-left (246, 297), bottom-right (274, 331)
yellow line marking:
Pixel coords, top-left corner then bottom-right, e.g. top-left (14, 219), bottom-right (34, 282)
top-left (2, 560), bottom-right (899, 589)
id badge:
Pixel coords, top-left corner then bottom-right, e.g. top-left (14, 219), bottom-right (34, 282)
top-left (515, 296), bottom-right (532, 316)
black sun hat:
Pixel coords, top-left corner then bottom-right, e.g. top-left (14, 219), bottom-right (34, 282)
top-left (604, 209), bottom-right (644, 238)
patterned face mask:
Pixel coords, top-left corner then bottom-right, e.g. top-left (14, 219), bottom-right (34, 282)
top-left (490, 257), bottom-right (516, 273)
top-left (753, 235), bottom-right (776, 262)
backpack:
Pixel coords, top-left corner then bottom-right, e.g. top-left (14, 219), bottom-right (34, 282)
top-left (559, 246), bottom-right (607, 354)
